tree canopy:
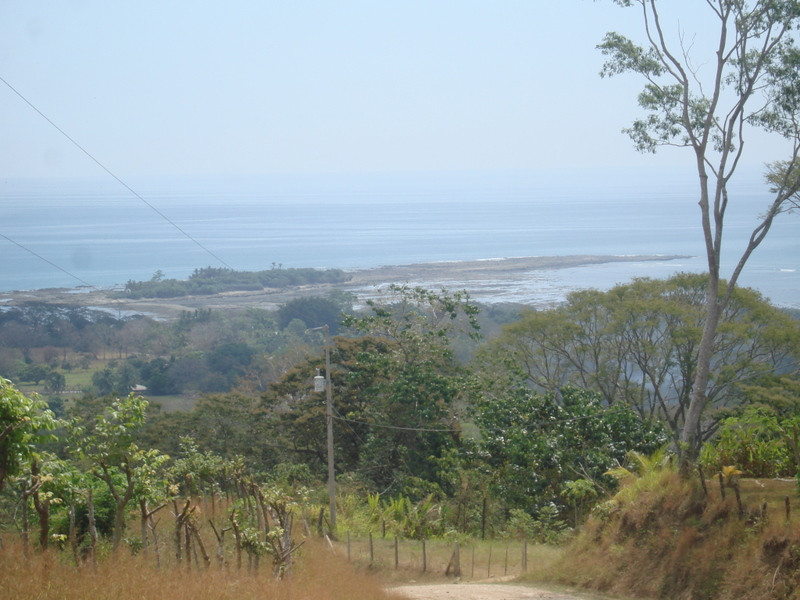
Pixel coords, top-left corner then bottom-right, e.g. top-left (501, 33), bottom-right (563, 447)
top-left (600, 0), bottom-right (800, 459)
top-left (479, 274), bottom-right (800, 446)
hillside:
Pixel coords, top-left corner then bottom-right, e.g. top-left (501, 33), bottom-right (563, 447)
top-left (538, 470), bottom-right (800, 600)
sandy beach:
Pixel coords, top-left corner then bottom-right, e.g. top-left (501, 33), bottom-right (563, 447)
top-left (0, 254), bottom-right (686, 320)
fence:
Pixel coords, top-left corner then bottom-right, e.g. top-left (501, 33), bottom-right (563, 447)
top-left (334, 534), bottom-right (532, 579)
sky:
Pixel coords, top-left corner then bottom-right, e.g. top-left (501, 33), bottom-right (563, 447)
top-left (2, 0), bottom-right (780, 182)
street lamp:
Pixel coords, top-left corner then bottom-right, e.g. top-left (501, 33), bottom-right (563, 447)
top-left (308, 324), bottom-right (336, 530)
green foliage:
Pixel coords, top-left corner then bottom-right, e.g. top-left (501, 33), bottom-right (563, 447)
top-left (0, 377), bottom-right (58, 493)
top-left (599, 0), bottom-right (800, 461)
top-left (478, 274), bottom-right (800, 446)
top-left (118, 266), bottom-right (351, 299)
top-left (473, 386), bottom-right (667, 519)
top-left (260, 287), bottom-right (481, 497)
top-left (378, 494), bottom-right (443, 539)
top-left (277, 293), bottom-right (353, 334)
top-left (699, 405), bottom-right (795, 478)
top-left (69, 393), bottom-right (167, 549)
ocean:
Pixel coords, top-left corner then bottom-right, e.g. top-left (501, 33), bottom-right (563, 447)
top-left (1, 170), bottom-right (798, 308)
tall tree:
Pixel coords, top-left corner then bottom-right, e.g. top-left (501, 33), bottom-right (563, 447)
top-left (600, 0), bottom-right (800, 460)
top-left (479, 274), bottom-right (800, 446)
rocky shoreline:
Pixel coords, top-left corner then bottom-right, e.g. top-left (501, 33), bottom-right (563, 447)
top-left (0, 254), bottom-right (688, 320)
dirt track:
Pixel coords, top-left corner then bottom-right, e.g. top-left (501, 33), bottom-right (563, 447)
top-left (389, 582), bottom-right (595, 600)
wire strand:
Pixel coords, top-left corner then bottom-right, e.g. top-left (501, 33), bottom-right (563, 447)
top-left (332, 414), bottom-right (460, 433)
top-left (0, 232), bottom-right (97, 289)
top-left (0, 74), bottom-right (234, 271)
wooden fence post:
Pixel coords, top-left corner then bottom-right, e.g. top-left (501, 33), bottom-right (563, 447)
top-left (447, 541), bottom-right (461, 577)
top-left (733, 480), bottom-right (744, 517)
top-left (481, 497), bottom-right (488, 540)
top-left (346, 531), bottom-right (351, 562)
top-left (422, 539), bottom-right (427, 574)
top-left (369, 532), bottom-right (374, 564)
top-left (394, 536), bottom-right (399, 569)
top-left (522, 540), bottom-right (528, 573)
top-left (786, 496), bottom-right (791, 522)
top-left (471, 546), bottom-right (475, 578)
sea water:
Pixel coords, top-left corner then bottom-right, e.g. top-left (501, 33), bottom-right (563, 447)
top-left (1, 170), bottom-right (798, 308)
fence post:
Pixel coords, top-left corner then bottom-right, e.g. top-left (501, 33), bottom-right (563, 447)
top-left (522, 540), bottom-right (528, 573)
top-left (346, 531), bottom-right (351, 562)
top-left (394, 536), bottom-right (399, 569)
top-left (471, 546), bottom-right (475, 578)
top-left (447, 541), bottom-right (461, 577)
top-left (481, 497), bottom-right (487, 540)
top-left (786, 496), bottom-right (791, 522)
top-left (487, 545), bottom-right (492, 578)
top-left (369, 532), bottom-right (374, 564)
top-left (504, 544), bottom-right (508, 576)
top-left (453, 542), bottom-right (461, 577)
top-left (422, 539), bottom-right (427, 574)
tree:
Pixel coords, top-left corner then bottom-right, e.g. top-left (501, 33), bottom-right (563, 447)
top-left (261, 286), bottom-right (481, 496)
top-left (600, 0), bottom-right (800, 461)
top-left (479, 274), bottom-right (800, 446)
top-left (0, 378), bottom-right (57, 494)
top-left (69, 393), bottom-right (167, 550)
top-left (472, 386), bottom-right (666, 517)
top-left (277, 294), bottom-right (351, 334)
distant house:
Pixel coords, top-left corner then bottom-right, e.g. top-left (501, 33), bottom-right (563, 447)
top-left (131, 384), bottom-right (148, 393)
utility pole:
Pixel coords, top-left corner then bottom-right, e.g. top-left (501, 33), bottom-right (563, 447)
top-left (311, 324), bottom-right (336, 530)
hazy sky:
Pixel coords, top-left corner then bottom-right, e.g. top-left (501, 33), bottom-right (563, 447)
top-left (0, 1), bottom-right (784, 180)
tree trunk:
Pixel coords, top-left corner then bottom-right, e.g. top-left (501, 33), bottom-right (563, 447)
top-left (680, 166), bottom-right (721, 465)
top-left (68, 504), bottom-right (79, 564)
top-left (20, 482), bottom-right (30, 554)
top-left (681, 294), bottom-right (722, 462)
top-left (33, 491), bottom-right (50, 550)
top-left (112, 501), bottom-right (126, 551)
top-left (87, 488), bottom-right (98, 565)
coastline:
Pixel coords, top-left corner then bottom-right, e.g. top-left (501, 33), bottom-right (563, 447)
top-left (0, 254), bottom-right (689, 320)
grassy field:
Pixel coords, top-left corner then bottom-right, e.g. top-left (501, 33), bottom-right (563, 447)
top-left (0, 539), bottom-right (400, 600)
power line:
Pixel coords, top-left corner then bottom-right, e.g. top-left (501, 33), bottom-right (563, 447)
top-left (0, 74), bottom-right (234, 271)
top-left (333, 403), bottom-right (632, 436)
top-left (332, 414), bottom-right (460, 433)
top-left (0, 232), bottom-right (97, 289)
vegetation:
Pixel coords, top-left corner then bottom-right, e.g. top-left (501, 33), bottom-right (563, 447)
top-left (540, 454), bottom-right (800, 600)
top-left (117, 266), bottom-right (351, 299)
top-left (479, 274), bottom-right (800, 448)
top-left (0, 538), bottom-right (395, 600)
top-left (600, 0), bottom-right (800, 461)
top-left (1, 272), bottom-right (798, 598)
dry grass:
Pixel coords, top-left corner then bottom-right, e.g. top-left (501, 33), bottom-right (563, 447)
top-left (0, 539), bottom-right (395, 600)
top-left (532, 474), bottom-right (800, 600)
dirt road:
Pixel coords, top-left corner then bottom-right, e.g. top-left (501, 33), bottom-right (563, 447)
top-left (389, 583), bottom-right (596, 600)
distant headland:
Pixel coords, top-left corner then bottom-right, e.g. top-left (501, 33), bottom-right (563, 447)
top-left (0, 254), bottom-right (690, 320)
